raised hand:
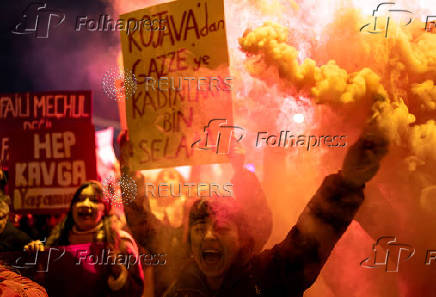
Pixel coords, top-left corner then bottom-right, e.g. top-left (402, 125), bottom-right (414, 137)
top-left (24, 240), bottom-right (45, 252)
top-left (341, 126), bottom-right (389, 187)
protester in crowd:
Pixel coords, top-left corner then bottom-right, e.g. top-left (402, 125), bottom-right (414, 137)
top-left (149, 168), bottom-right (188, 228)
top-left (33, 214), bottom-right (65, 241)
top-left (0, 264), bottom-right (48, 297)
top-left (25, 181), bottom-right (151, 297)
top-left (163, 128), bottom-right (389, 297)
top-left (17, 214), bottom-right (39, 240)
top-left (0, 196), bottom-right (31, 253)
top-left (118, 131), bottom-right (273, 297)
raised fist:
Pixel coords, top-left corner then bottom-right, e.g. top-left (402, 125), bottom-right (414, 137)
top-left (341, 127), bottom-right (389, 187)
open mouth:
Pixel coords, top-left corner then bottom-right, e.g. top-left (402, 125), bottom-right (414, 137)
top-left (201, 249), bottom-right (223, 265)
top-left (77, 208), bottom-right (96, 220)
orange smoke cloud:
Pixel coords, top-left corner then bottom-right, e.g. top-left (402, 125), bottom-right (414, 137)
top-left (238, 13), bottom-right (436, 169)
top-left (108, 0), bottom-right (436, 295)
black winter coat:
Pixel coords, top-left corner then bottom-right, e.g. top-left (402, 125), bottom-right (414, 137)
top-left (163, 173), bottom-right (365, 297)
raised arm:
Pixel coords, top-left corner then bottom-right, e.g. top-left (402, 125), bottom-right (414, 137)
top-left (252, 129), bottom-right (389, 294)
top-left (118, 130), bottom-right (175, 252)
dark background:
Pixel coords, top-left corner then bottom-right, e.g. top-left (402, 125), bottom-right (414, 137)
top-left (0, 0), bottom-right (125, 147)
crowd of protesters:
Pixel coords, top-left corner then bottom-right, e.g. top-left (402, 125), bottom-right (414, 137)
top-left (0, 126), bottom-right (388, 297)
